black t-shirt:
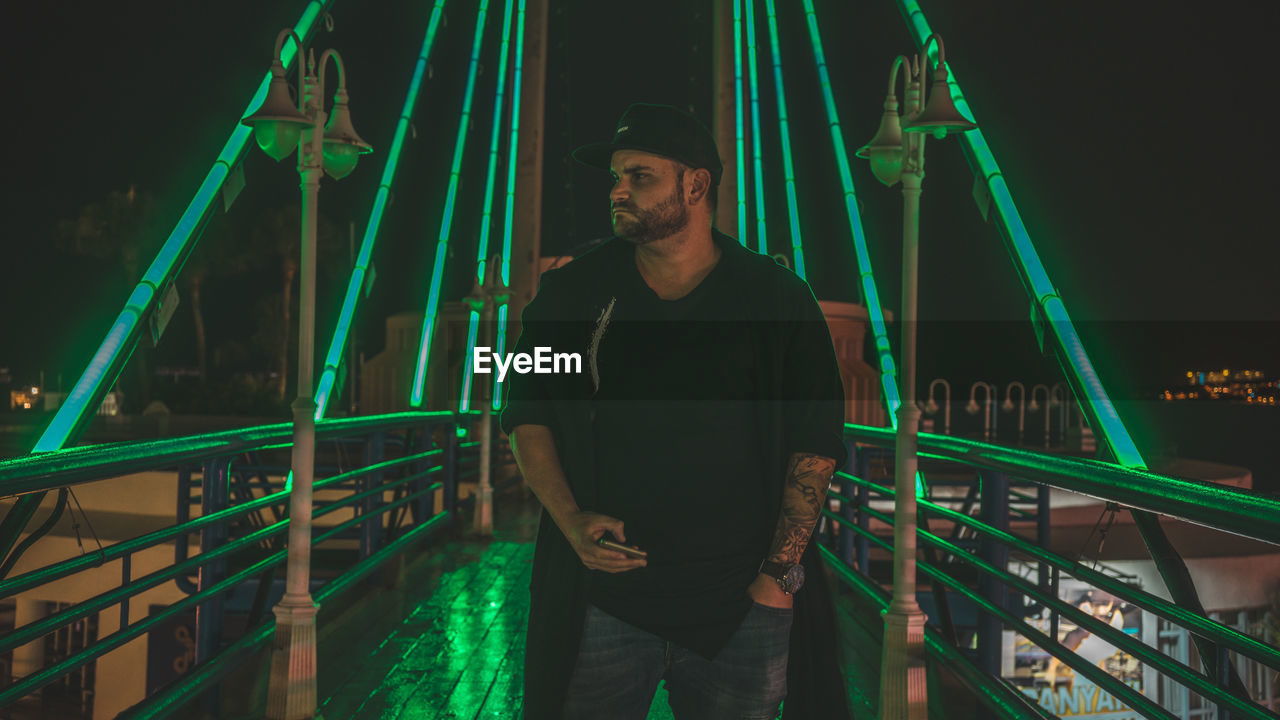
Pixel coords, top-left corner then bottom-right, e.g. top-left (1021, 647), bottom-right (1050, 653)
top-left (501, 230), bottom-right (847, 660)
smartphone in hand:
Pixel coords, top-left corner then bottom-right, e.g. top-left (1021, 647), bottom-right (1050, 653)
top-left (597, 535), bottom-right (647, 558)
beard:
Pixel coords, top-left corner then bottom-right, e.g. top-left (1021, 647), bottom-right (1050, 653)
top-left (611, 175), bottom-right (689, 245)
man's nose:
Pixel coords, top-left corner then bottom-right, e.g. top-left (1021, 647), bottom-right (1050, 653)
top-left (609, 180), bottom-right (630, 204)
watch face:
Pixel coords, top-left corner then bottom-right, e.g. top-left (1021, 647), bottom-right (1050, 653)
top-left (782, 564), bottom-right (805, 593)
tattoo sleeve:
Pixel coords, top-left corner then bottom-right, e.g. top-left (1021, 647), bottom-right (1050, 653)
top-left (767, 452), bottom-right (838, 565)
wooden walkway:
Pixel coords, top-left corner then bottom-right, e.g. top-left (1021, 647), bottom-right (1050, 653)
top-left (311, 488), bottom-right (879, 719)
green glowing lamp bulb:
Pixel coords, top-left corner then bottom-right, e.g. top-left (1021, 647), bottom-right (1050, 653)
top-left (241, 60), bottom-right (310, 162)
top-left (254, 122), bottom-right (303, 162)
top-left (322, 141), bottom-right (360, 179)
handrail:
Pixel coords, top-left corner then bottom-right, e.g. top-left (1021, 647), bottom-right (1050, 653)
top-left (844, 424), bottom-right (1280, 544)
top-left (831, 487), bottom-right (1276, 719)
top-left (831, 425), bottom-right (1280, 718)
top-left (121, 510), bottom-right (452, 720)
top-left (818, 545), bottom-right (1051, 720)
top-left (0, 411), bottom-right (454, 496)
top-left (0, 412), bottom-right (464, 711)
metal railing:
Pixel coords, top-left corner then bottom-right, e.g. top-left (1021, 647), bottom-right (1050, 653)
top-left (0, 411), bottom-right (481, 715)
top-left (820, 424), bottom-right (1280, 719)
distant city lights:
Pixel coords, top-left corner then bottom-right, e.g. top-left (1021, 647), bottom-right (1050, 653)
top-left (1162, 369), bottom-right (1277, 404)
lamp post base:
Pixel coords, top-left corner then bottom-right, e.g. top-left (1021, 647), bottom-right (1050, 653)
top-left (472, 484), bottom-right (494, 536)
top-left (266, 595), bottom-right (320, 720)
top-left (877, 606), bottom-right (928, 720)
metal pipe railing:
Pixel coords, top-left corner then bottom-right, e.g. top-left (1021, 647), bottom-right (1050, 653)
top-left (818, 544), bottom-right (1050, 720)
top-left (844, 424), bottom-right (1280, 544)
top-left (0, 412), bottom-right (453, 496)
top-left (0, 414), bottom-right (460, 710)
top-left (828, 449), bottom-right (1279, 719)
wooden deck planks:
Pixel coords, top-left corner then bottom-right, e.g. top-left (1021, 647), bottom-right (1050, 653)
top-left (318, 492), bottom-right (877, 720)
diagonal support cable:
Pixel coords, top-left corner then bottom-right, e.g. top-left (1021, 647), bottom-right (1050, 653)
top-left (762, 0), bottom-right (808, 278)
top-left (458, 0), bottom-right (519, 414)
top-left (492, 0), bottom-right (530, 411)
top-left (799, 0), bottom-right (901, 427)
top-left (410, 0), bottom-right (495, 408)
top-left (313, 0), bottom-right (450, 420)
top-left (744, 0), bottom-right (768, 255)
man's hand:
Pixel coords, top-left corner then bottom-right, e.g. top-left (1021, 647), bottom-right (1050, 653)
top-left (561, 510), bottom-right (648, 573)
top-left (748, 573), bottom-right (794, 609)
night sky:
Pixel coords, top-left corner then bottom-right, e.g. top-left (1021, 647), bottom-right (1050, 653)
top-left (3, 1), bottom-right (1278, 426)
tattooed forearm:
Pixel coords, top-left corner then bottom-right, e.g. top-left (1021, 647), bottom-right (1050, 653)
top-left (766, 452), bottom-right (837, 565)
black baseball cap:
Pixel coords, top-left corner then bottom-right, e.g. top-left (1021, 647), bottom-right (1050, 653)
top-left (572, 103), bottom-right (723, 185)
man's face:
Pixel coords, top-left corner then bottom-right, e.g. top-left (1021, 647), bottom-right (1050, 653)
top-left (608, 150), bottom-right (688, 245)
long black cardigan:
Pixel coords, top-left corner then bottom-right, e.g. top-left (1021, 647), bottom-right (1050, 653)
top-left (502, 232), bottom-right (854, 719)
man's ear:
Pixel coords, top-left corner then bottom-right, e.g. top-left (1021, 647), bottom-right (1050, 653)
top-left (688, 168), bottom-right (711, 204)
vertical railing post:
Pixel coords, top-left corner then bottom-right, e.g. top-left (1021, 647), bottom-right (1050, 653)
top-left (856, 450), bottom-right (871, 575)
top-left (361, 432), bottom-right (386, 558)
top-left (174, 465), bottom-right (198, 594)
top-left (1037, 481), bottom-right (1051, 599)
top-left (840, 439), bottom-right (858, 568)
top-left (977, 469), bottom-right (1010, 677)
top-left (443, 420), bottom-right (458, 523)
top-left (414, 424), bottom-right (434, 524)
top-left (195, 455), bottom-right (231, 714)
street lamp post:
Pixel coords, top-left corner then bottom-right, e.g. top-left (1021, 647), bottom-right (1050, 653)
top-left (241, 28), bottom-right (371, 720)
top-left (464, 256), bottom-right (510, 536)
top-left (966, 381), bottom-right (996, 441)
top-left (1002, 380), bottom-right (1027, 443)
top-left (1050, 382), bottom-right (1067, 444)
top-left (856, 35), bottom-right (976, 720)
top-left (924, 378), bottom-right (951, 435)
top-left (1030, 383), bottom-right (1051, 447)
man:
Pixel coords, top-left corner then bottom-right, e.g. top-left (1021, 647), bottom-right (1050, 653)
top-left (501, 103), bottom-right (850, 719)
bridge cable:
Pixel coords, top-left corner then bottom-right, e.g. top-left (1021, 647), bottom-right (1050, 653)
top-left (458, 0), bottom-right (520, 414)
top-left (409, 0), bottom-right (495, 408)
top-left (313, 0), bottom-right (451, 419)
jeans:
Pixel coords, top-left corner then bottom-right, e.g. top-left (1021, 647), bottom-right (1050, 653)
top-left (562, 602), bottom-right (792, 720)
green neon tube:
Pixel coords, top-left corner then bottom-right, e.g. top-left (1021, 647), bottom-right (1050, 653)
top-left (459, 0), bottom-right (518, 414)
top-left (410, 0), bottom-right (494, 408)
top-left (762, 0), bottom-right (807, 279)
top-left (493, 304), bottom-right (509, 410)
top-left (732, 0), bottom-right (748, 240)
top-left (493, 0), bottom-right (529, 411)
top-left (35, 0), bottom-right (333, 453)
top-left (797, 0), bottom-right (901, 424)
top-left (744, 0), bottom-right (768, 255)
top-left (894, 0), bottom-right (1144, 468)
top-left (314, 0), bottom-right (449, 419)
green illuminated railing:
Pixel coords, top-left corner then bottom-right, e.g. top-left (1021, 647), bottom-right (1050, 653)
top-left (0, 412), bottom-right (474, 714)
top-left (818, 546), bottom-right (1049, 719)
top-left (313, 0), bottom-right (450, 419)
top-left (824, 424), bottom-right (1280, 719)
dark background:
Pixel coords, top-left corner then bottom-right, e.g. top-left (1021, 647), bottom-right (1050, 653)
top-left (2, 0), bottom-right (1277, 475)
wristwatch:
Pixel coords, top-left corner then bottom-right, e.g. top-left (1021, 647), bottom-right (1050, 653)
top-left (758, 559), bottom-right (805, 594)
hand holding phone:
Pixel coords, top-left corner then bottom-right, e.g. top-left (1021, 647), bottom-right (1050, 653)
top-left (597, 534), bottom-right (647, 558)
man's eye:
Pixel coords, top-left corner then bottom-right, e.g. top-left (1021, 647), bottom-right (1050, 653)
top-left (633, 173), bottom-right (646, 180)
